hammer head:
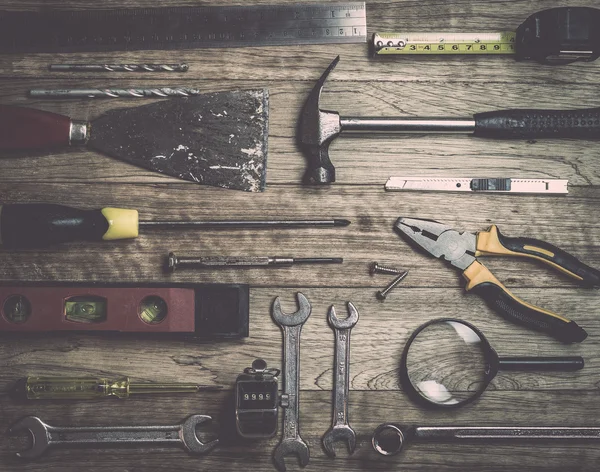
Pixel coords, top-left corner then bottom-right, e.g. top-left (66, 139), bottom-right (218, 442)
top-left (298, 56), bottom-right (342, 185)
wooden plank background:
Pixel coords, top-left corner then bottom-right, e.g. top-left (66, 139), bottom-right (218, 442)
top-left (0, 1), bottom-right (599, 471)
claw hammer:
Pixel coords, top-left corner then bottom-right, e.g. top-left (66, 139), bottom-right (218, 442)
top-left (298, 56), bottom-right (600, 184)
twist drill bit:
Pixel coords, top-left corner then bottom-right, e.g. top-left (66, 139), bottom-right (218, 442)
top-left (29, 88), bottom-right (203, 99)
top-left (49, 63), bottom-right (189, 72)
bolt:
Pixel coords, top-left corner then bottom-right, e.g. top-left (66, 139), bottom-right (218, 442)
top-left (369, 262), bottom-right (403, 276)
top-left (376, 271), bottom-right (409, 300)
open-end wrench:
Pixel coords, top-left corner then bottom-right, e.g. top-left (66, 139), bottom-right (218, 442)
top-left (271, 292), bottom-right (312, 472)
top-left (372, 423), bottom-right (600, 456)
top-left (10, 414), bottom-right (218, 459)
top-left (322, 302), bottom-right (359, 457)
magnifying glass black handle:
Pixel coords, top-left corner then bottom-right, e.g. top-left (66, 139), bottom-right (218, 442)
top-left (498, 356), bottom-right (584, 372)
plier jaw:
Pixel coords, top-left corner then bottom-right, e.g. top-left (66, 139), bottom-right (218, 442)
top-left (394, 217), bottom-right (477, 270)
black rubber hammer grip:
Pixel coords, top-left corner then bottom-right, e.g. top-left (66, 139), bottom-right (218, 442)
top-left (474, 107), bottom-right (600, 139)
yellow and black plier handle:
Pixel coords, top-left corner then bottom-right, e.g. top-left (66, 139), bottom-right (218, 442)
top-left (463, 225), bottom-right (599, 343)
top-left (476, 225), bottom-right (600, 286)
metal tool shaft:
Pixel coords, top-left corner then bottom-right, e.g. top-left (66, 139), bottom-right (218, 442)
top-left (168, 253), bottom-right (343, 272)
top-left (49, 63), bottom-right (189, 72)
top-left (341, 117), bottom-right (475, 133)
top-left (30, 88), bottom-right (203, 98)
top-left (271, 294), bottom-right (312, 472)
top-left (372, 423), bottom-right (600, 457)
top-left (414, 426), bottom-right (600, 440)
top-left (141, 219), bottom-right (351, 229)
top-left (322, 303), bottom-right (359, 457)
top-left (11, 415), bottom-right (217, 459)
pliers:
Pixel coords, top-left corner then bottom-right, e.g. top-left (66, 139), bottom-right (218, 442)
top-left (395, 217), bottom-right (600, 343)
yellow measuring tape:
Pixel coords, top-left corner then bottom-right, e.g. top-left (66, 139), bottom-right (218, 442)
top-left (373, 32), bottom-right (516, 55)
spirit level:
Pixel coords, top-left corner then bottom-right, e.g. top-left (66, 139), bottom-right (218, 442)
top-left (0, 283), bottom-right (249, 339)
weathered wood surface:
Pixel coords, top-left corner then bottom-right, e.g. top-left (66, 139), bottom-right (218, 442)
top-left (0, 0), bottom-right (599, 471)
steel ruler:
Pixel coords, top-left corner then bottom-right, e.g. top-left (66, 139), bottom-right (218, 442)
top-left (385, 177), bottom-right (568, 194)
top-left (0, 3), bottom-right (366, 53)
top-left (373, 32), bottom-right (516, 56)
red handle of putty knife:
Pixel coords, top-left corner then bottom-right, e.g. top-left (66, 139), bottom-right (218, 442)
top-left (0, 105), bottom-right (72, 149)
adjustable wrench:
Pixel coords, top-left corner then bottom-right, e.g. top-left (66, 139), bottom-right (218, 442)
top-left (10, 414), bottom-right (218, 459)
top-left (271, 292), bottom-right (312, 472)
top-left (322, 302), bottom-right (359, 457)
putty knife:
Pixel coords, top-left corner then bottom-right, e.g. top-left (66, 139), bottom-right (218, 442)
top-left (0, 89), bottom-right (269, 192)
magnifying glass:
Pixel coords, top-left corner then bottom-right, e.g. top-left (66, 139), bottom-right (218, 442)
top-left (400, 318), bottom-right (584, 408)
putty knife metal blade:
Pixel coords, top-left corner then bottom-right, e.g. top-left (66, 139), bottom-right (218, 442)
top-left (89, 89), bottom-right (269, 192)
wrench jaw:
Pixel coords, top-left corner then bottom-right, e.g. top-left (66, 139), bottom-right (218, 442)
top-left (327, 302), bottom-right (359, 330)
top-left (322, 425), bottom-right (357, 458)
top-left (273, 437), bottom-right (310, 472)
top-left (271, 292), bottom-right (312, 327)
top-left (10, 416), bottom-right (51, 460)
top-left (180, 415), bottom-right (219, 454)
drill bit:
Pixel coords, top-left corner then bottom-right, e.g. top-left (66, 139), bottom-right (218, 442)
top-left (30, 88), bottom-right (203, 98)
top-left (49, 63), bottom-right (189, 72)
top-left (168, 253), bottom-right (343, 272)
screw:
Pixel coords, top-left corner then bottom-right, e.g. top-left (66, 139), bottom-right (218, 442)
top-left (167, 252), bottom-right (179, 272)
top-left (376, 271), bottom-right (409, 300)
top-left (369, 262), bottom-right (403, 276)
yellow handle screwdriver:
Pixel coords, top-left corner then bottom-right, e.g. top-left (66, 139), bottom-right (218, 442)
top-left (17, 376), bottom-right (221, 400)
top-left (0, 203), bottom-right (350, 249)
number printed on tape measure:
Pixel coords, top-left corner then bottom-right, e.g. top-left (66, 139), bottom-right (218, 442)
top-left (373, 31), bottom-right (516, 55)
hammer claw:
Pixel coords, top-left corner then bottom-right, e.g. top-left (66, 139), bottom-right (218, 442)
top-left (299, 56), bottom-right (342, 185)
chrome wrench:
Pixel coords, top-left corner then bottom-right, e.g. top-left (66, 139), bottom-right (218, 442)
top-left (322, 302), bottom-right (359, 457)
top-left (271, 292), bottom-right (312, 472)
top-left (372, 423), bottom-right (600, 456)
top-left (10, 414), bottom-right (218, 459)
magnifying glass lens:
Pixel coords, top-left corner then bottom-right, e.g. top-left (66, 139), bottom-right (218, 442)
top-left (404, 320), bottom-right (489, 406)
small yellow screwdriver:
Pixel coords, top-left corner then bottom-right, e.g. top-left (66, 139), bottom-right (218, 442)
top-left (18, 376), bottom-right (221, 400)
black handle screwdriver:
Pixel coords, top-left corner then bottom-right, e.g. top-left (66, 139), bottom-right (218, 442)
top-left (0, 204), bottom-right (351, 249)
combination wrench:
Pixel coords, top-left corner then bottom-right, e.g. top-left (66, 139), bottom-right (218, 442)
top-left (372, 423), bottom-right (600, 456)
top-left (271, 292), bottom-right (312, 472)
top-left (322, 302), bottom-right (359, 457)
top-left (10, 414), bottom-right (218, 459)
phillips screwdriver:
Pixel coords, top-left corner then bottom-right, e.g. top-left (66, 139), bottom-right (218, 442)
top-left (0, 204), bottom-right (351, 249)
top-left (13, 376), bottom-right (222, 400)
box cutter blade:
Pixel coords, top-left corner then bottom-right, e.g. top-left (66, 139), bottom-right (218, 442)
top-left (394, 217), bottom-right (596, 343)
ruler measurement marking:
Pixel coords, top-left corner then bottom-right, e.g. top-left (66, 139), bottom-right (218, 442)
top-left (0, 3), bottom-right (366, 53)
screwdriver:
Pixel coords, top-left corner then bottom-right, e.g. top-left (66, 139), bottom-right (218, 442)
top-left (0, 203), bottom-right (351, 249)
top-left (14, 376), bottom-right (222, 400)
top-left (168, 253), bottom-right (343, 272)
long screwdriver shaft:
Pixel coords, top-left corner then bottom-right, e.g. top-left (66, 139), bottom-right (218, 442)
top-left (141, 219), bottom-right (351, 229)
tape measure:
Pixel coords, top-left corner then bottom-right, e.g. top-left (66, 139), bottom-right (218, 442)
top-left (372, 7), bottom-right (600, 64)
top-left (0, 2), bottom-right (366, 53)
top-left (373, 32), bottom-right (516, 56)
